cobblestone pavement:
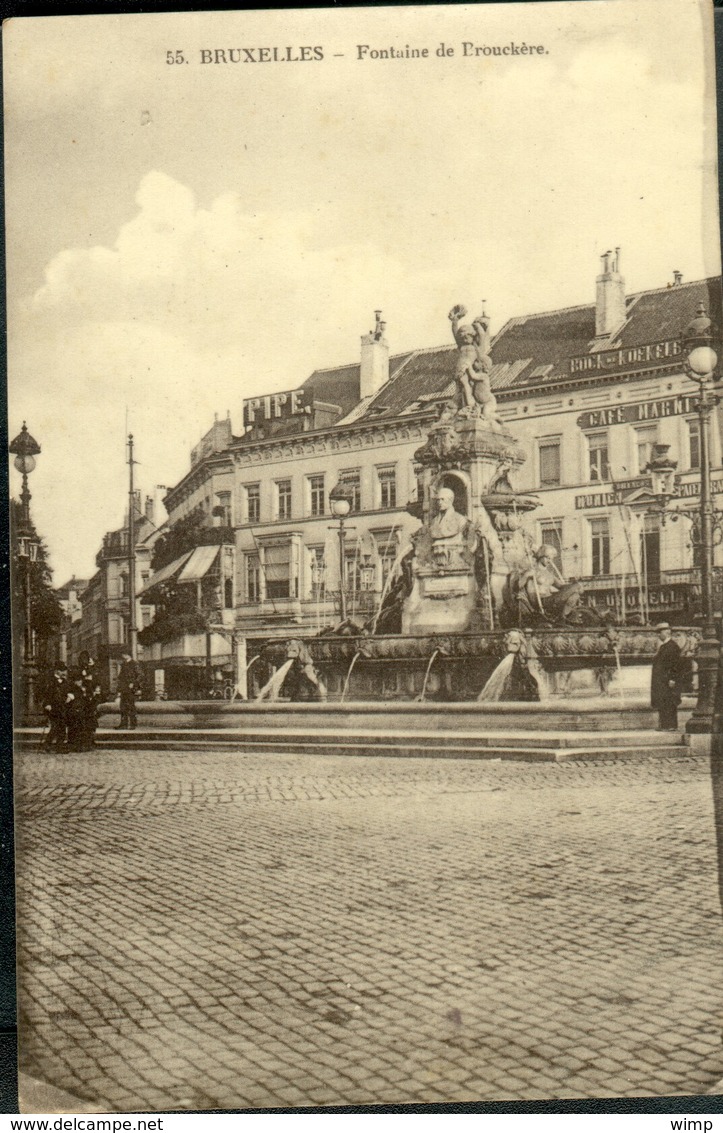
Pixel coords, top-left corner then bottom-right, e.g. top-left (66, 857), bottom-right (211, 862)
top-left (13, 747), bottom-right (723, 1110)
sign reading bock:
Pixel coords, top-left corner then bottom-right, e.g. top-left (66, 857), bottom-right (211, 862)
top-left (570, 338), bottom-right (682, 376)
top-left (243, 387), bottom-right (312, 427)
top-left (577, 392), bottom-right (697, 432)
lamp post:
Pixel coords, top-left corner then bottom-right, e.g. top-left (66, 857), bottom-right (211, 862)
top-left (9, 422), bottom-right (42, 719)
top-left (682, 303), bottom-right (720, 742)
top-left (127, 434), bottom-right (138, 661)
top-left (644, 443), bottom-right (679, 518)
top-left (329, 482), bottom-right (354, 623)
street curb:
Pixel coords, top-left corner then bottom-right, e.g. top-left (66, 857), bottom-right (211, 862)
top-left (18, 1073), bottom-right (106, 1114)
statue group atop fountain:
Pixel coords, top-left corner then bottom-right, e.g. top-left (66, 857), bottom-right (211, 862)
top-left (400, 302), bottom-right (605, 635)
top-left (448, 304), bottom-right (504, 429)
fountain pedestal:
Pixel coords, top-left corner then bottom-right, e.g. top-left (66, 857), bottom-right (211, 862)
top-left (402, 566), bottom-right (477, 634)
top-left (403, 408), bottom-right (537, 633)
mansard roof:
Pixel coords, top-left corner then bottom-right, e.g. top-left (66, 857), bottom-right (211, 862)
top-left (300, 352), bottom-right (415, 415)
top-left (353, 275), bottom-right (722, 422)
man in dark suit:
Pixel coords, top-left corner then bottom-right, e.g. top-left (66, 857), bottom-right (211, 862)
top-left (78, 650), bottom-right (102, 749)
top-left (117, 651), bottom-right (142, 730)
top-left (651, 622), bottom-right (685, 731)
top-left (42, 662), bottom-right (72, 751)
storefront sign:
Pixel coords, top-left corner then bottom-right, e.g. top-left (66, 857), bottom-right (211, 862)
top-left (575, 474), bottom-right (723, 509)
top-left (243, 387), bottom-right (312, 426)
top-left (593, 584), bottom-right (696, 614)
top-left (570, 338), bottom-right (682, 376)
top-left (577, 393), bottom-right (697, 432)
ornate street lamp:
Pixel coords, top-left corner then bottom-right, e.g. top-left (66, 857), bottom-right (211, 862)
top-left (329, 480), bottom-right (354, 622)
top-left (9, 422), bottom-right (42, 718)
top-left (682, 303), bottom-right (721, 742)
top-left (9, 422), bottom-right (41, 528)
top-left (643, 442), bottom-right (679, 523)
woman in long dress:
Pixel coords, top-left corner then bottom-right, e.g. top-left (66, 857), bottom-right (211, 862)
top-left (478, 630), bottom-right (540, 702)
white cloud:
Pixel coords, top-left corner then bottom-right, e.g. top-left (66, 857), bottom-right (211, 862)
top-left (7, 1), bottom-right (719, 582)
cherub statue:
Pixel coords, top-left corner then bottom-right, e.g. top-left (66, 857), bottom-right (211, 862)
top-left (448, 304), bottom-right (503, 429)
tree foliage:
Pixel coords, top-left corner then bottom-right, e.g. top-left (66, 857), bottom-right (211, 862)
top-left (138, 579), bottom-right (207, 645)
top-left (151, 507), bottom-right (234, 571)
top-left (10, 499), bottom-right (63, 639)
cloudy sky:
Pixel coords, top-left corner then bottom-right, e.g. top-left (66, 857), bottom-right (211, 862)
top-left (4, 0), bottom-right (719, 582)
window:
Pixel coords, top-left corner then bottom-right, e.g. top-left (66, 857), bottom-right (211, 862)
top-left (345, 553), bottom-right (362, 593)
top-left (377, 466), bottom-right (397, 509)
top-left (590, 517), bottom-right (611, 576)
top-left (141, 607), bottom-right (152, 628)
top-left (538, 438), bottom-right (561, 487)
top-left (635, 426), bottom-right (658, 475)
top-left (379, 547), bottom-right (398, 590)
top-left (641, 515), bottom-right (661, 584)
top-left (246, 554), bottom-right (261, 602)
top-left (276, 479), bottom-right (292, 521)
top-left (119, 572), bottom-right (129, 597)
top-left (246, 483), bottom-right (261, 524)
top-left (690, 521), bottom-right (704, 569)
top-left (215, 491), bottom-right (232, 526)
top-left (224, 578), bottom-right (234, 609)
top-left (308, 546), bottom-right (326, 596)
top-left (540, 520), bottom-right (564, 566)
top-left (264, 543), bottom-right (293, 600)
top-left (688, 419), bottom-right (701, 470)
top-left (340, 470), bottom-right (362, 513)
top-left (587, 433), bottom-right (610, 482)
top-left (412, 466), bottom-right (424, 504)
top-left (309, 475), bottom-right (325, 517)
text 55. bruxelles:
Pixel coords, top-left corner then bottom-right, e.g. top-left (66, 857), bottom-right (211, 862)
top-left (196, 46), bottom-right (324, 63)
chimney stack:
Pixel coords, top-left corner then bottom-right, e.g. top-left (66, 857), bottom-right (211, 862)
top-left (673, 270), bottom-right (683, 287)
top-left (360, 310), bottom-right (389, 399)
top-left (145, 495), bottom-right (154, 522)
top-left (595, 248), bottom-right (626, 338)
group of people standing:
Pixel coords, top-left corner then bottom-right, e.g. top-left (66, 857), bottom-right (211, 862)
top-left (41, 651), bottom-right (103, 752)
top-left (41, 650), bottom-right (143, 751)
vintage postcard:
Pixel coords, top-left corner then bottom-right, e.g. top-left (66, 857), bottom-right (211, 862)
top-left (6, 0), bottom-right (723, 1114)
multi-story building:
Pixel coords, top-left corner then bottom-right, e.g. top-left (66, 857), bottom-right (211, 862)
top-left (148, 257), bottom-right (722, 693)
top-left (54, 576), bottom-right (90, 665)
top-left (69, 491), bottom-right (164, 693)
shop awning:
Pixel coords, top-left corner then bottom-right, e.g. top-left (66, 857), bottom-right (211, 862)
top-left (137, 550), bottom-right (193, 598)
top-left (177, 544), bottom-right (220, 583)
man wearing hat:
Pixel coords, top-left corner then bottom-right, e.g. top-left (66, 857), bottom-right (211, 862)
top-left (117, 651), bottom-right (143, 730)
top-left (651, 623), bottom-right (685, 731)
top-left (42, 662), bottom-right (72, 751)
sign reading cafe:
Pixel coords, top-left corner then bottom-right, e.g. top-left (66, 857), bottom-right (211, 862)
top-left (576, 393), bottom-right (698, 432)
top-left (569, 338), bottom-right (682, 376)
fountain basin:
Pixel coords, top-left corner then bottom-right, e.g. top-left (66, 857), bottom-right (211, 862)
top-left (248, 628), bottom-right (699, 702)
top-left (97, 695), bottom-right (695, 733)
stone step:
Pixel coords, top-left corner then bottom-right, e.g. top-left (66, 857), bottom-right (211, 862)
top-left (93, 697), bottom-right (694, 735)
top-left (16, 727), bottom-right (687, 762)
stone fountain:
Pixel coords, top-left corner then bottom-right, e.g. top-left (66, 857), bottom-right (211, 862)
top-left (91, 304), bottom-right (699, 751)
top-left (242, 303), bottom-right (699, 708)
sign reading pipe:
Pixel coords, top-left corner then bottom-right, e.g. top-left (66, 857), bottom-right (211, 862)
top-left (243, 388), bottom-right (312, 427)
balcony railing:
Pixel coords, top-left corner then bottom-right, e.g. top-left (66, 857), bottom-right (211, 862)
top-left (582, 568), bottom-right (722, 590)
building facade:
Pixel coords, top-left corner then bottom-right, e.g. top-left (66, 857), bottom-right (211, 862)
top-left (67, 492), bottom-right (164, 693)
top-left (148, 259), bottom-right (723, 693)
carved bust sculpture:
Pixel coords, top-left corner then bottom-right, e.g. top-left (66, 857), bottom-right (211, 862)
top-left (428, 488), bottom-right (471, 568)
top-left (429, 487), bottom-right (468, 541)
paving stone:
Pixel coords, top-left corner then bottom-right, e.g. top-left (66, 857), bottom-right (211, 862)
top-left (13, 746), bottom-right (723, 1109)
